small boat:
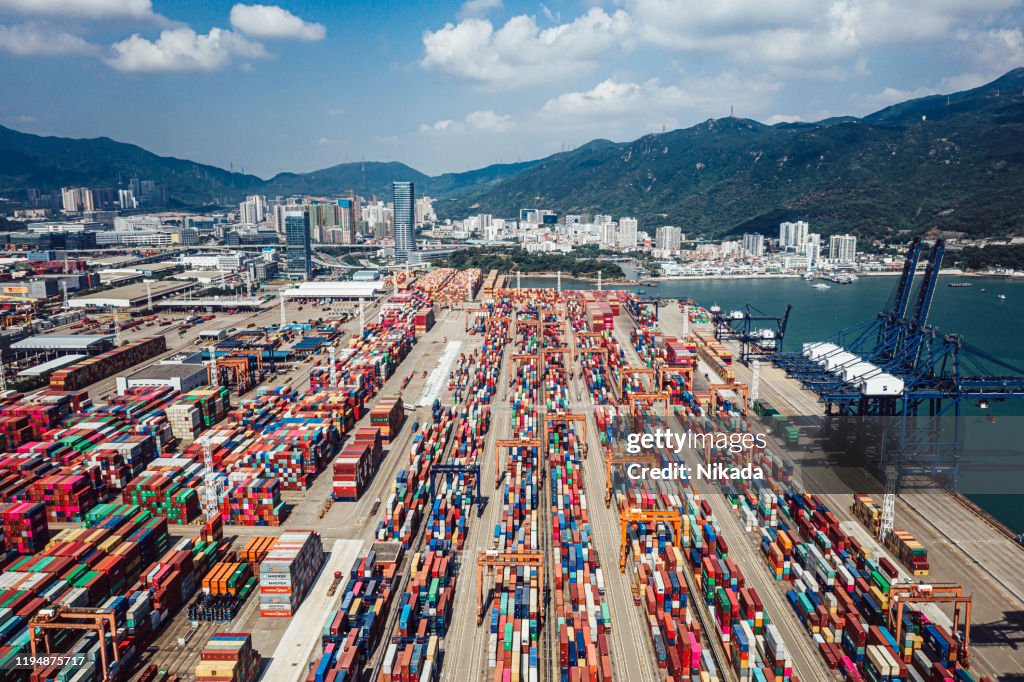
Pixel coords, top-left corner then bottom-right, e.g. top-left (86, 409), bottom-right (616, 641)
top-left (947, 282), bottom-right (972, 288)
top-left (981, 288), bottom-right (987, 292)
top-left (812, 283), bottom-right (831, 289)
top-left (997, 294), bottom-right (1007, 300)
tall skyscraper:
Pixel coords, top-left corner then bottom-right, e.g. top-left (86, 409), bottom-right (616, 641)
top-left (617, 217), bottom-right (639, 249)
top-left (284, 209), bottom-right (312, 279)
top-left (829, 234), bottom-right (857, 263)
top-left (392, 181), bottom-right (416, 260)
top-left (742, 233), bottom-right (765, 257)
top-left (779, 221), bottom-right (809, 249)
top-left (656, 226), bottom-right (683, 251)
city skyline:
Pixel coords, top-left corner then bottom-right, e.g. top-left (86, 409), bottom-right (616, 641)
top-left (1, 1), bottom-right (1023, 177)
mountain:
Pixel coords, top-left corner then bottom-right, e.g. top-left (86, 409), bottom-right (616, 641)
top-left (3, 68), bottom-right (1024, 237)
top-left (261, 159), bottom-right (538, 200)
top-left (0, 125), bottom-right (261, 206)
top-left (439, 68), bottom-right (1024, 238)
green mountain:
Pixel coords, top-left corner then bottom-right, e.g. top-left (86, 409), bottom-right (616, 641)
top-left (0, 125), bottom-right (538, 207)
top-left (0, 125), bottom-right (261, 206)
top-left (439, 68), bottom-right (1024, 238)
top-left (3, 68), bottom-right (1024, 238)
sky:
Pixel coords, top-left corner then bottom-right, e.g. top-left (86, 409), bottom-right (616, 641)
top-left (1, 0), bottom-right (1023, 178)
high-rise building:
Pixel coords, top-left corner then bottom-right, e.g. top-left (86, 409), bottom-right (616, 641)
top-left (392, 181), bottom-right (416, 260)
top-left (829, 234), bottom-right (857, 263)
top-left (337, 197), bottom-right (357, 244)
top-left (656, 226), bottom-right (683, 251)
top-left (239, 195), bottom-right (267, 225)
top-left (284, 209), bottom-right (312, 279)
top-left (118, 189), bottom-right (138, 210)
top-left (779, 221), bottom-right (809, 249)
top-left (742, 233), bottom-right (765, 257)
top-left (617, 217), bottom-right (639, 249)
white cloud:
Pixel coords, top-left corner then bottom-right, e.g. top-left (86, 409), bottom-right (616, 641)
top-left (317, 136), bottom-right (346, 145)
top-left (0, 22), bottom-right (97, 55)
top-left (970, 28), bottom-right (1024, 74)
top-left (465, 109), bottom-right (514, 132)
top-left (458, 0), bottom-right (502, 19)
top-left (420, 119), bottom-right (457, 134)
top-left (625, 0), bottom-right (1022, 69)
top-left (0, 0), bottom-right (157, 19)
top-left (106, 27), bottom-right (266, 72)
top-left (229, 4), bottom-right (325, 41)
top-left (421, 8), bottom-right (633, 88)
top-left (765, 114), bottom-right (803, 124)
top-left (420, 109), bottom-right (515, 134)
top-left (863, 85), bottom-right (938, 109)
top-left (5, 114), bottom-right (36, 123)
top-left (327, 108), bottom-right (346, 116)
top-left (539, 74), bottom-right (778, 123)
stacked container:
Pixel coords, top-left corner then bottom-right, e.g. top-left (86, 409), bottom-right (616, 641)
top-left (259, 530), bottom-right (325, 617)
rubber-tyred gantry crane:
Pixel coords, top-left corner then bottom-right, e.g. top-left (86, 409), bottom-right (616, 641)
top-left (709, 383), bottom-right (749, 416)
top-left (621, 367), bottom-right (655, 397)
top-left (544, 413), bottom-right (587, 457)
top-left (476, 550), bottom-right (545, 621)
top-left (494, 437), bottom-right (540, 486)
top-left (605, 451), bottom-right (659, 506)
top-left (888, 583), bottom-right (973, 666)
top-left (29, 606), bottom-right (121, 681)
top-left (627, 392), bottom-right (671, 431)
top-left (658, 364), bottom-right (694, 394)
top-left (619, 508), bottom-right (681, 571)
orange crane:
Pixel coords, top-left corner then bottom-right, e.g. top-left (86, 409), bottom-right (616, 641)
top-left (476, 549), bottom-right (545, 621)
top-left (29, 606), bottom-right (121, 681)
top-left (464, 306), bottom-right (489, 331)
top-left (542, 346), bottom-right (574, 369)
top-left (621, 367), bottom-right (655, 396)
top-left (888, 583), bottom-right (973, 666)
top-left (619, 508), bottom-right (681, 571)
top-left (627, 392), bottom-right (671, 431)
top-left (494, 437), bottom-right (540, 486)
top-left (709, 383), bottom-right (748, 416)
top-left (604, 451), bottom-right (659, 506)
top-left (544, 413), bottom-right (587, 457)
top-left (657, 363), bottom-right (694, 394)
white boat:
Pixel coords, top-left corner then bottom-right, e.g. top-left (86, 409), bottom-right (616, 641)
top-left (813, 283), bottom-right (831, 289)
top-left (997, 294), bottom-right (1007, 300)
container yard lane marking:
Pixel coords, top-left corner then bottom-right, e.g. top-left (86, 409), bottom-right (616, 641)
top-left (417, 340), bottom-right (463, 407)
top-left (261, 539), bottom-right (363, 682)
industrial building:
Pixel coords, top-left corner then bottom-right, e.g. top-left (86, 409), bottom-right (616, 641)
top-left (69, 280), bottom-right (194, 308)
top-left (279, 281), bottom-right (383, 300)
top-left (16, 354), bottom-right (87, 377)
top-left (9, 333), bottom-right (114, 356)
top-left (351, 270), bottom-right (380, 281)
top-left (115, 362), bottom-right (208, 395)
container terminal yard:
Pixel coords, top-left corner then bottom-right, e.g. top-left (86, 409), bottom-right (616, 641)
top-left (0, 261), bottom-right (1019, 682)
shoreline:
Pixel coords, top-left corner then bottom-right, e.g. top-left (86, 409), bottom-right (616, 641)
top-left (515, 268), bottom-right (1022, 284)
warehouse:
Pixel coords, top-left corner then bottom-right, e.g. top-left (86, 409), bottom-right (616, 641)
top-left (16, 354), bottom-right (87, 377)
top-left (280, 281), bottom-right (384, 300)
top-left (10, 333), bottom-right (114, 356)
top-left (69, 280), bottom-right (194, 308)
top-left (171, 270), bottom-right (230, 285)
top-left (115, 362), bottom-right (209, 395)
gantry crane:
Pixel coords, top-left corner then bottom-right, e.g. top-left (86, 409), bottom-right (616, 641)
top-left (712, 304), bottom-right (791, 365)
top-left (605, 452), bottom-right (659, 506)
top-left (544, 413), bottom-right (587, 457)
top-left (657, 364), bottom-right (694, 394)
top-left (888, 583), bottom-right (972, 666)
top-left (627, 392), bottom-right (671, 431)
top-left (476, 550), bottom-right (545, 621)
top-left (619, 508), bottom-right (681, 571)
top-left (621, 368), bottom-right (655, 397)
top-left (464, 306), bottom-right (489, 331)
top-left (29, 607), bottom-right (121, 681)
top-left (494, 438), bottom-right (540, 486)
top-left (709, 383), bottom-right (749, 416)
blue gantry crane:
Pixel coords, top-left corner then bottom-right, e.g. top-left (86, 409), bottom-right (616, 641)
top-left (712, 303), bottom-right (792, 365)
top-left (774, 237), bottom-right (1024, 489)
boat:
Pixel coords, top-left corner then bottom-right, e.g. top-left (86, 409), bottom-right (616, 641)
top-left (813, 283), bottom-right (831, 289)
top-left (997, 294), bottom-right (1007, 300)
top-left (981, 288), bottom-right (987, 292)
top-left (947, 282), bottom-right (972, 288)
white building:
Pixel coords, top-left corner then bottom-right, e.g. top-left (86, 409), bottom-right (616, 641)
top-left (118, 189), bottom-right (138, 210)
top-left (779, 220), bottom-right (809, 249)
top-left (829, 234), bottom-right (857, 263)
top-left (239, 195), bottom-right (267, 225)
top-left (742, 233), bottom-right (765, 257)
top-left (800, 233), bottom-right (822, 269)
top-left (656, 226), bottom-right (683, 251)
top-left (617, 217), bottom-right (638, 249)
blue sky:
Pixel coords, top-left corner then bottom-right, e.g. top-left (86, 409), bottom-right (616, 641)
top-left (1, 0), bottom-right (1023, 177)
